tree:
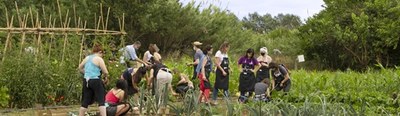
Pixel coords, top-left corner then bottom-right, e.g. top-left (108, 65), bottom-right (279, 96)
top-left (299, 0), bottom-right (400, 70)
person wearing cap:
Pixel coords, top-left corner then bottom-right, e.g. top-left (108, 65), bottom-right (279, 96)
top-left (256, 47), bottom-right (272, 83)
top-left (123, 41), bottom-right (149, 68)
top-left (187, 41), bottom-right (203, 80)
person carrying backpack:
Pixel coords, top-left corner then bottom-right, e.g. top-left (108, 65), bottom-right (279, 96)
top-left (269, 62), bottom-right (291, 93)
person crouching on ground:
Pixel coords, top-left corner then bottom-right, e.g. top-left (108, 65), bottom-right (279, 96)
top-left (269, 62), bottom-right (291, 94)
top-left (120, 66), bottom-right (149, 99)
top-left (173, 68), bottom-right (194, 96)
top-left (254, 78), bottom-right (271, 102)
top-left (105, 79), bottom-right (131, 116)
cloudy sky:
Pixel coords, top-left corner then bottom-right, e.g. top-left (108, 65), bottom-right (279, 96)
top-left (179, 0), bottom-right (326, 20)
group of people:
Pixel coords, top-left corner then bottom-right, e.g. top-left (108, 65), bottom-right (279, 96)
top-left (77, 40), bottom-right (292, 116)
top-left (236, 47), bottom-right (291, 103)
top-left (189, 41), bottom-right (291, 104)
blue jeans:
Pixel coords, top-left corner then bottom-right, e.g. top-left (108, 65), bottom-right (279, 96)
top-left (212, 88), bottom-right (229, 101)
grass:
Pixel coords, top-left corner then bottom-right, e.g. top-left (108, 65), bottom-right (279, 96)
top-left (162, 56), bottom-right (400, 115)
top-left (1, 55), bottom-right (400, 115)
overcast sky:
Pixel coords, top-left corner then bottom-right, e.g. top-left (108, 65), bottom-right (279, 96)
top-left (179, 0), bottom-right (326, 20)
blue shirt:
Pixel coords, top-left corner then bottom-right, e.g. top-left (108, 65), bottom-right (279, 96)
top-left (84, 55), bottom-right (101, 79)
top-left (124, 45), bottom-right (138, 60)
top-left (196, 55), bottom-right (213, 75)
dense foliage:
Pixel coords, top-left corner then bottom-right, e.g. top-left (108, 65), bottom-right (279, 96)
top-left (299, 0), bottom-right (400, 70)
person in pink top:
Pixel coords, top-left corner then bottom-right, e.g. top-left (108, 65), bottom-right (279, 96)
top-left (105, 79), bottom-right (131, 116)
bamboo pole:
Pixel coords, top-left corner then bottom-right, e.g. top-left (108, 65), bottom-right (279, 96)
top-left (15, 1), bottom-right (22, 26)
top-left (5, 8), bottom-right (9, 28)
top-left (63, 10), bottom-right (69, 28)
top-left (96, 16), bottom-right (101, 30)
top-left (48, 34), bottom-right (54, 59)
top-left (29, 7), bottom-right (35, 27)
top-left (118, 17), bottom-right (121, 32)
top-left (48, 14), bottom-right (52, 28)
top-left (57, 0), bottom-right (63, 27)
top-left (79, 21), bottom-right (87, 63)
top-left (42, 5), bottom-right (47, 26)
top-left (105, 7), bottom-right (110, 32)
top-left (100, 3), bottom-right (105, 31)
top-left (36, 10), bottom-right (40, 27)
top-left (2, 14), bottom-right (14, 62)
top-left (31, 11), bottom-right (40, 49)
top-left (19, 14), bottom-right (28, 55)
top-left (61, 18), bottom-right (71, 63)
top-left (121, 13), bottom-right (126, 45)
top-left (73, 4), bottom-right (77, 27)
top-left (36, 21), bottom-right (42, 60)
top-left (122, 13), bottom-right (125, 32)
top-left (48, 18), bottom-right (56, 59)
top-left (77, 17), bottom-right (81, 29)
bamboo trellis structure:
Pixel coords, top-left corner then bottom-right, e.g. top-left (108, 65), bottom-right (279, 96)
top-left (0, 1), bottom-right (127, 63)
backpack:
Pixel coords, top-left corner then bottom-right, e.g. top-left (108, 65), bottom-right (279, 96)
top-left (279, 64), bottom-right (290, 75)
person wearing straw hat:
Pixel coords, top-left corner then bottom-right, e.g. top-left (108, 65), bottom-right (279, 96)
top-left (187, 41), bottom-right (203, 80)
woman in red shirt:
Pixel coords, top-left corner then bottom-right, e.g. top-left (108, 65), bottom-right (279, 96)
top-left (105, 79), bottom-right (131, 116)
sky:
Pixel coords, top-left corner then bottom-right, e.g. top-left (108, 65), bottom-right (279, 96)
top-left (179, 0), bottom-right (326, 20)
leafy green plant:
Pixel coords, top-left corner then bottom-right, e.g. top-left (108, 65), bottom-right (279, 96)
top-left (0, 86), bottom-right (9, 108)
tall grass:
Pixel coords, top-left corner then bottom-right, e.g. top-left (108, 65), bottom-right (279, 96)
top-left (158, 56), bottom-right (400, 115)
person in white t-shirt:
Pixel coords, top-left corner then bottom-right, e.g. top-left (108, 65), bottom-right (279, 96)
top-left (211, 41), bottom-right (230, 105)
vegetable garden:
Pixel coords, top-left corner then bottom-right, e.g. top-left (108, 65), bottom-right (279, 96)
top-left (0, 0), bottom-right (399, 115)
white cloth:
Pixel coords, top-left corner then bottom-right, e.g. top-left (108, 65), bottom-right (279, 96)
top-left (215, 50), bottom-right (228, 65)
top-left (156, 70), bottom-right (173, 94)
top-left (143, 51), bottom-right (153, 61)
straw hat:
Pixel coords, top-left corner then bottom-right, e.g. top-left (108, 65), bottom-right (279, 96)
top-left (192, 41), bottom-right (203, 46)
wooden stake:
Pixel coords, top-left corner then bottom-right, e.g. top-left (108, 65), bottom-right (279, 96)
top-left (48, 35), bottom-right (53, 59)
top-left (105, 7), bottom-right (110, 32)
top-left (15, 1), bottom-right (22, 26)
top-left (29, 7), bottom-right (35, 27)
top-left (2, 16), bottom-right (14, 62)
top-left (73, 4), bottom-right (77, 27)
top-left (96, 16), bottom-right (101, 30)
top-left (36, 11), bottom-right (40, 27)
top-left (100, 3), bottom-right (105, 31)
top-left (48, 14), bottom-right (52, 28)
top-left (48, 18), bottom-right (56, 59)
top-left (19, 14), bottom-right (28, 55)
top-left (36, 21), bottom-right (42, 60)
top-left (63, 10), bottom-right (69, 28)
top-left (57, 0), bottom-right (63, 27)
top-left (77, 17), bottom-right (81, 29)
top-left (42, 5), bottom-right (47, 25)
top-left (118, 17), bottom-right (122, 31)
top-left (61, 18), bottom-right (71, 63)
top-left (122, 13), bottom-right (125, 32)
top-left (5, 8), bottom-right (9, 28)
top-left (79, 21), bottom-right (87, 63)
